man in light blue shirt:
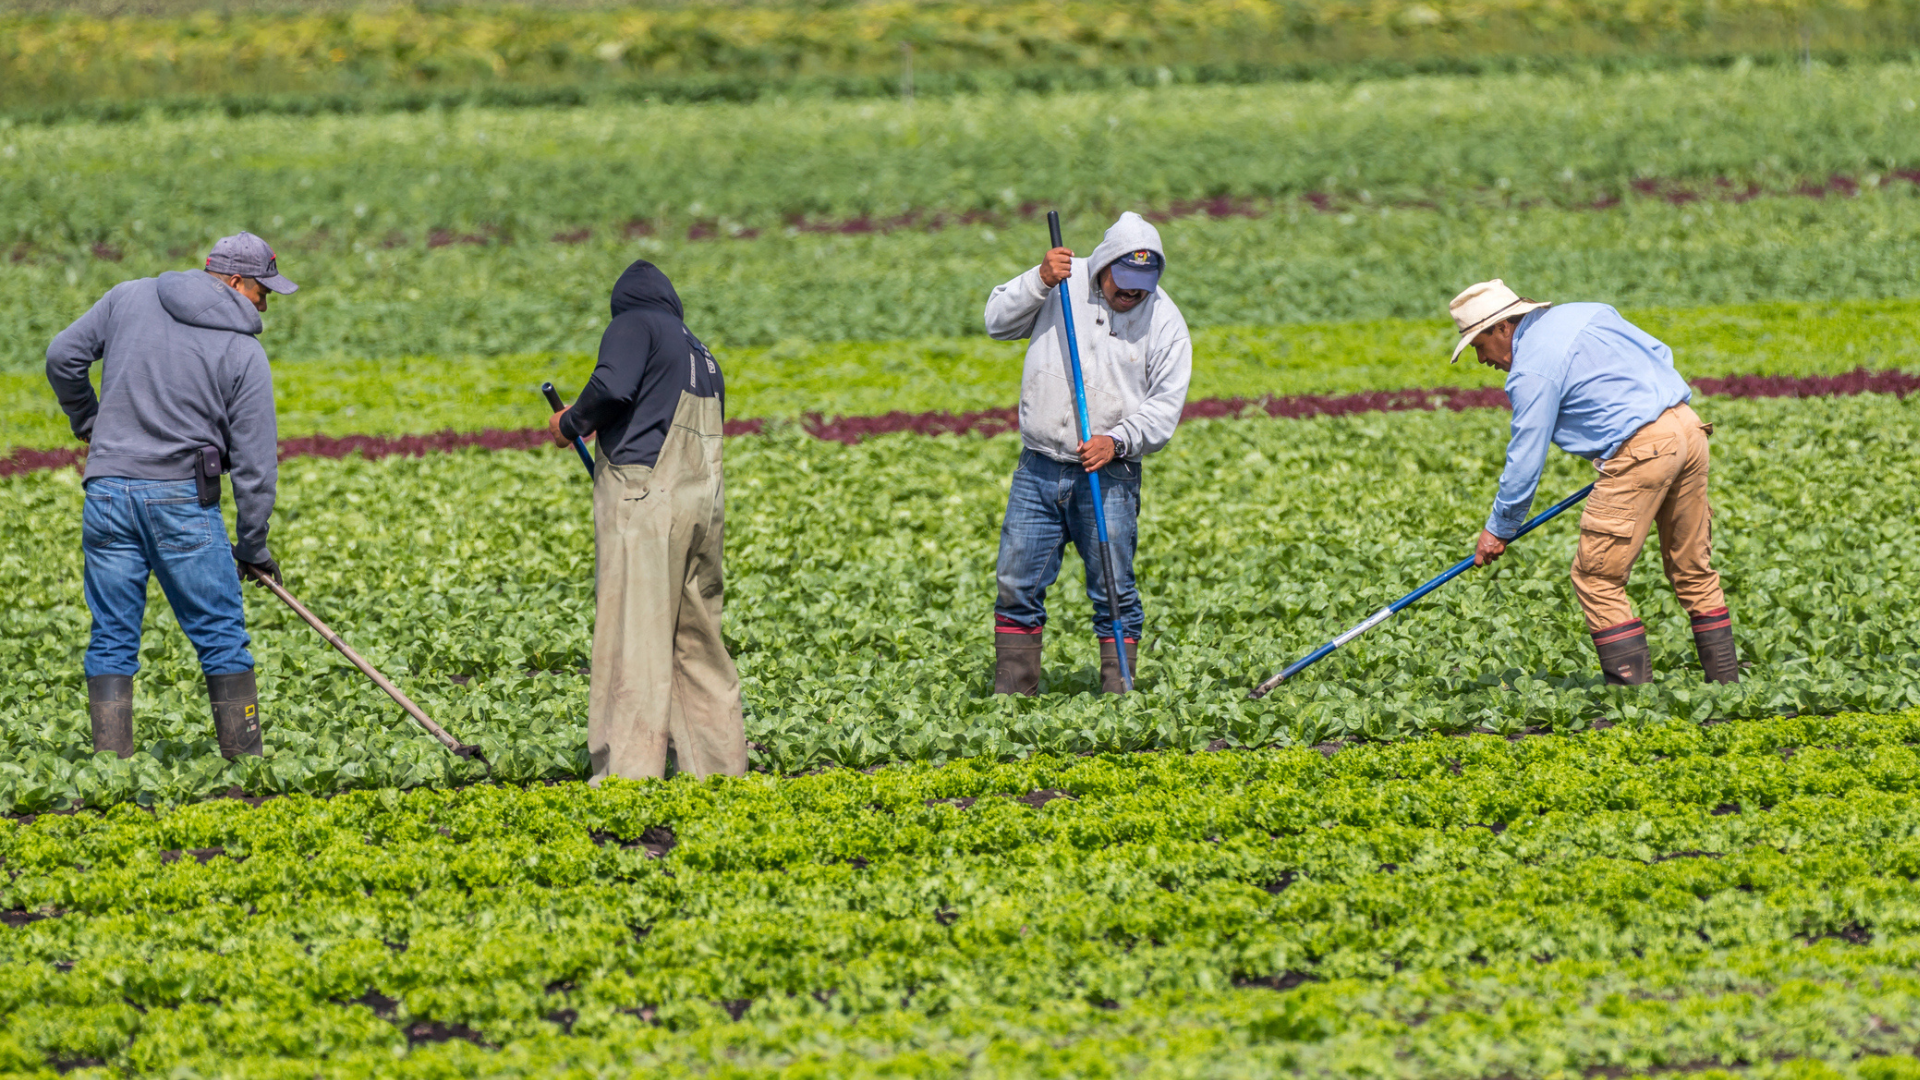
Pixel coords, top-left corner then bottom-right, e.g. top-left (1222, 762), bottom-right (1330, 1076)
top-left (1449, 279), bottom-right (1738, 686)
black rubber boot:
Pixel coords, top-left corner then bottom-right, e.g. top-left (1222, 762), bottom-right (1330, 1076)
top-left (1592, 620), bottom-right (1653, 686)
top-left (1691, 607), bottom-right (1741, 684)
top-left (207, 670), bottom-right (264, 758)
top-left (1099, 639), bottom-right (1139, 694)
top-left (993, 632), bottom-right (1043, 696)
top-left (87, 674), bottom-right (134, 758)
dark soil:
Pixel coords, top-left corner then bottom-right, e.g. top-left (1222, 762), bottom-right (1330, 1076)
top-left (1234, 970), bottom-right (1319, 991)
top-left (157, 847), bottom-right (230, 866)
top-left (1804, 922), bottom-right (1874, 946)
top-left (589, 825), bottom-right (676, 857)
top-left (1, 909), bottom-right (55, 927)
top-left (1016, 789), bottom-right (1074, 809)
top-left (402, 1020), bottom-right (491, 1048)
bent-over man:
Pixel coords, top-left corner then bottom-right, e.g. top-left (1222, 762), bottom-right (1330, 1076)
top-left (46, 232), bottom-right (295, 758)
top-left (549, 259), bottom-right (747, 782)
top-left (1450, 279), bottom-right (1739, 685)
top-left (984, 211), bottom-right (1192, 694)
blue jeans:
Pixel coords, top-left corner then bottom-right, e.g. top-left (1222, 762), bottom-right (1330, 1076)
top-left (82, 478), bottom-right (252, 678)
top-left (994, 449), bottom-right (1143, 640)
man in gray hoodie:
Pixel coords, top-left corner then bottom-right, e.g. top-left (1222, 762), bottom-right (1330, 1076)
top-left (46, 232), bottom-right (295, 759)
top-left (983, 212), bottom-right (1193, 694)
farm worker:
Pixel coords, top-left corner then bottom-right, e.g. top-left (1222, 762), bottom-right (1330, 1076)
top-left (548, 259), bottom-right (747, 782)
top-left (45, 232), bottom-right (296, 760)
top-left (983, 211), bottom-right (1192, 694)
top-left (1450, 279), bottom-right (1739, 685)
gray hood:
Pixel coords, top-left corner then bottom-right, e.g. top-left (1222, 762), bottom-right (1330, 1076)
top-left (156, 270), bottom-right (263, 335)
top-left (1086, 211), bottom-right (1166, 282)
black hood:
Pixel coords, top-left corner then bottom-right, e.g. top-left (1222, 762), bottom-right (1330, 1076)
top-left (609, 260), bottom-right (684, 320)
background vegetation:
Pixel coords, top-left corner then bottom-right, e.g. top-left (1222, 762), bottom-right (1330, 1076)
top-left (8, 0), bottom-right (1920, 119)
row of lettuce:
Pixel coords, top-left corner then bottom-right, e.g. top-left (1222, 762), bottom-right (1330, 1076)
top-left (7, 0), bottom-right (1915, 115)
top-left (7, 64), bottom-right (1920, 365)
top-left (2, 711), bottom-right (1918, 1074)
top-left (6, 299), bottom-right (1919, 449)
top-left (2, 394), bottom-right (1916, 810)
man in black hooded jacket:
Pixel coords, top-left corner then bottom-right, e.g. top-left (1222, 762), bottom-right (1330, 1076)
top-left (548, 260), bottom-right (747, 782)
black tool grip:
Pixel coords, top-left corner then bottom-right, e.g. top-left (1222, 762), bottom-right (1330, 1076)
top-left (541, 382), bottom-right (565, 412)
top-left (1047, 210), bottom-right (1063, 249)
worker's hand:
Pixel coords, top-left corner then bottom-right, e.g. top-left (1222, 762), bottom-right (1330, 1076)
top-left (1040, 247), bottom-right (1073, 287)
top-left (1474, 529), bottom-right (1508, 567)
top-left (548, 407), bottom-right (575, 448)
top-left (1079, 435), bottom-right (1117, 472)
top-left (236, 554), bottom-right (282, 588)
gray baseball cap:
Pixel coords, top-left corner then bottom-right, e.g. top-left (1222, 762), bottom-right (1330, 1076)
top-left (205, 232), bottom-right (298, 294)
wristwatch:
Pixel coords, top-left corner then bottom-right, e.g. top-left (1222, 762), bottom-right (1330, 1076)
top-left (1109, 432), bottom-right (1128, 459)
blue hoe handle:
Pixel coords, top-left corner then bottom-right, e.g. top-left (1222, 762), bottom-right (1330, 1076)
top-left (543, 382), bottom-right (596, 477)
top-left (1248, 483), bottom-right (1596, 698)
top-left (1048, 211), bottom-right (1133, 692)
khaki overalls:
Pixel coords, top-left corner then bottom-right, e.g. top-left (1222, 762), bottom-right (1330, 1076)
top-left (587, 389), bottom-right (746, 782)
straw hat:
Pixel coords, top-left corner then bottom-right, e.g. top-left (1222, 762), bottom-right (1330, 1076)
top-left (1448, 279), bottom-right (1550, 363)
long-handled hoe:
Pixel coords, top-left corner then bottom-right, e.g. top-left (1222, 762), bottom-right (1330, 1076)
top-left (1248, 484), bottom-right (1595, 699)
top-left (543, 382), bottom-right (596, 476)
top-left (244, 567), bottom-right (481, 758)
top-left (1047, 210), bottom-right (1133, 692)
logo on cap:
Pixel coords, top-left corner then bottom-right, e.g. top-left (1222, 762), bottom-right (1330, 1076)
top-left (1120, 250), bottom-right (1158, 267)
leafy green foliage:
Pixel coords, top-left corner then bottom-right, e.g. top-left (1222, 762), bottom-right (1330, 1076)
top-left (11, 298), bottom-right (1919, 450)
top-left (2, 394), bottom-right (1917, 809)
top-left (4, 714), bottom-right (1920, 1074)
top-left (8, 64), bottom-right (1920, 366)
top-left (5, 0), bottom-right (1917, 113)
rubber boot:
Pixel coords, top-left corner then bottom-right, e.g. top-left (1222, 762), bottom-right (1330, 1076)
top-left (1690, 607), bottom-right (1740, 684)
top-left (1591, 620), bottom-right (1653, 686)
top-left (993, 632), bottom-right (1043, 696)
top-left (87, 674), bottom-right (134, 758)
top-left (1099, 639), bottom-right (1139, 694)
top-left (207, 670), bottom-right (264, 758)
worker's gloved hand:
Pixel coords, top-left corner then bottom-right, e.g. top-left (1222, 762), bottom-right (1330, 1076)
top-left (233, 547), bottom-right (282, 588)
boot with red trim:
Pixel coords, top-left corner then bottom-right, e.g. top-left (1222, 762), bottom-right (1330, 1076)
top-left (993, 619), bottom-right (1043, 696)
top-left (1591, 619), bottom-right (1652, 685)
top-left (1099, 638), bottom-right (1139, 694)
top-left (1690, 607), bottom-right (1740, 684)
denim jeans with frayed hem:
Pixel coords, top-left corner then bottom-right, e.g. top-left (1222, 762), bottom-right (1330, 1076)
top-left (994, 449), bottom-right (1143, 640)
top-left (82, 477), bottom-right (253, 678)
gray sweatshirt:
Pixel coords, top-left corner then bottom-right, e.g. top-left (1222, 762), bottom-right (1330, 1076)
top-left (46, 270), bottom-right (278, 562)
top-left (984, 212), bottom-right (1193, 464)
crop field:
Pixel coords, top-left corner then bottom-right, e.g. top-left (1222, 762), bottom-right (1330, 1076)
top-left (5, 5), bottom-right (1920, 1075)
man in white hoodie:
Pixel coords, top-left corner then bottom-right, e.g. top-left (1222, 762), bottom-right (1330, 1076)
top-left (983, 212), bottom-right (1192, 695)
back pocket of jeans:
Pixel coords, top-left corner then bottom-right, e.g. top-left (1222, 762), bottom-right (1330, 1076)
top-left (147, 496), bottom-right (213, 553)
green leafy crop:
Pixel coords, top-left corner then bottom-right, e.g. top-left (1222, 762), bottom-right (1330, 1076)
top-left (1, 393), bottom-right (1916, 810)
top-left (3, 712), bottom-right (1920, 1075)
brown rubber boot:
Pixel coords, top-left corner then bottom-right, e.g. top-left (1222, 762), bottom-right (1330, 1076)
top-left (207, 670), bottom-right (265, 758)
top-left (1099, 639), bottom-right (1139, 694)
top-left (1690, 607), bottom-right (1740, 684)
top-left (1592, 620), bottom-right (1653, 685)
top-left (993, 631), bottom-right (1043, 696)
top-left (87, 674), bottom-right (134, 758)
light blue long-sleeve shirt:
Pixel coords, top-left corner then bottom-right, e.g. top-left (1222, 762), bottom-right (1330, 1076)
top-left (1485, 303), bottom-right (1692, 539)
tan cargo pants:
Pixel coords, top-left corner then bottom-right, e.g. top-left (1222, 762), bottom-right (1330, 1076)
top-left (1570, 402), bottom-right (1729, 631)
top-left (588, 390), bottom-right (747, 782)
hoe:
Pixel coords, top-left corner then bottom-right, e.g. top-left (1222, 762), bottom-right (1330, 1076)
top-left (1249, 484), bottom-right (1594, 698)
